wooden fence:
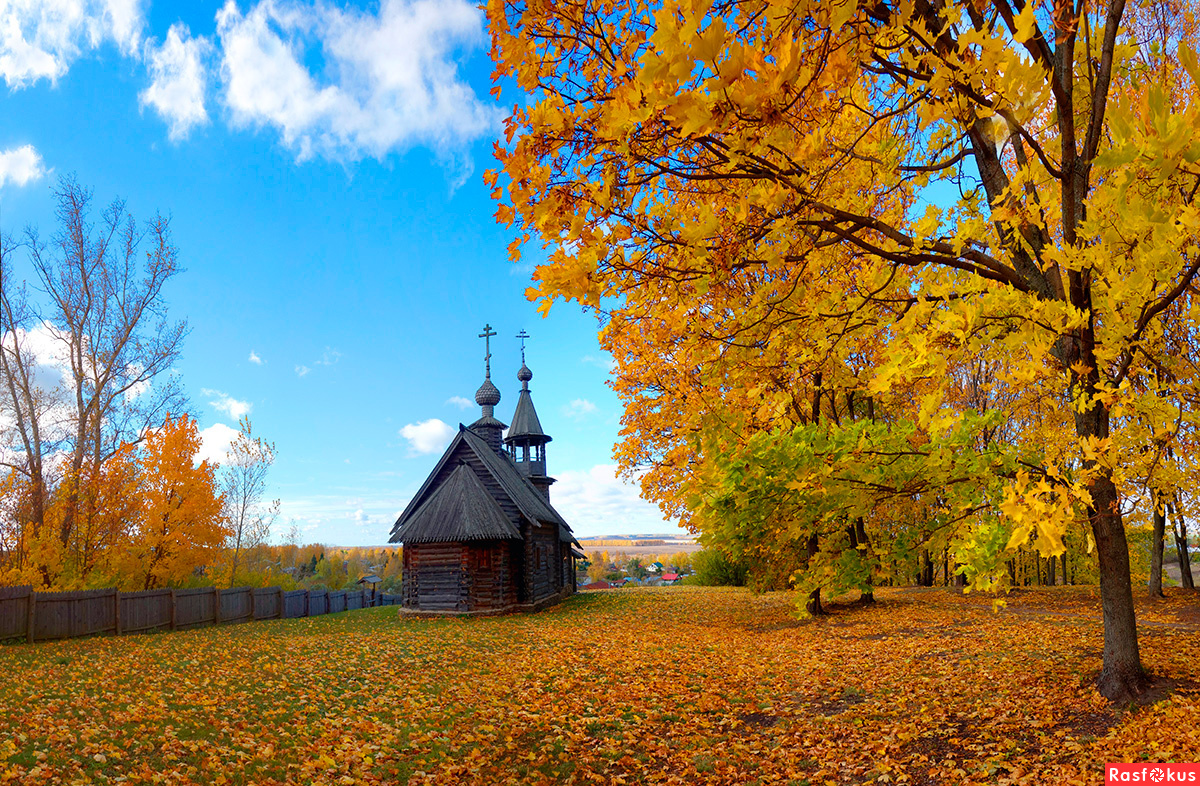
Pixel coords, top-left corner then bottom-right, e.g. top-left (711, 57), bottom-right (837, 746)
top-left (0, 585), bottom-right (403, 644)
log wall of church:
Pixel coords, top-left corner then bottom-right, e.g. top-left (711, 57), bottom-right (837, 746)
top-left (403, 541), bottom-right (521, 612)
top-left (403, 543), bottom-right (465, 611)
top-left (526, 521), bottom-right (563, 605)
top-left (464, 541), bottom-right (517, 611)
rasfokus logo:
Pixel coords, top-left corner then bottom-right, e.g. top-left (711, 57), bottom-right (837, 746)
top-left (1107, 764), bottom-right (1200, 783)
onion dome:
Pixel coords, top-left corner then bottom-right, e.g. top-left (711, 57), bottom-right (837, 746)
top-left (517, 364), bottom-right (533, 384)
top-left (475, 378), bottom-right (501, 407)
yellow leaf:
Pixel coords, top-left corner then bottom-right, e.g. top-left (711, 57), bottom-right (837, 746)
top-left (829, 0), bottom-right (857, 31)
top-left (1180, 42), bottom-right (1200, 87)
top-left (1012, 2), bottom-right (1038, 43)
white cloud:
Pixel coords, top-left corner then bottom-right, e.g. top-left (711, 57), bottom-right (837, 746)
top-left (0, 321), bottom-right (73, 454)
top-left (0, 145), bottom-right (47, 188)
top-left (290, 348), bottom-right (338, 378)
top-left (202, 387), bottom-right (252, 421)
top-left (551, 464), bottom-right (672, 538)
top-left (140, 23), bottom-right (211, 140)
top-left (561, 398), bottom-right (598, 420)
top-left (581, 354), bottom-right (616, 373)
top-left (248, 349), bottom-right (263, 365)
top-left (400, 417), bottom-right (454, 455)
top-left (214, 0), bottom-right (498, 174)
top-left (274, 491), bottom-right (414, 544)
top-left (0, 0), bottom-right (144, 88)
top-left (445, 395), bottom-right (473, 410)
top-left (104, 0), bottom-right (141, 51)
top-left (7, 321), bottom-right (70, 383)
top-left (196, 421), bottom-right (240, 465)
top-left (354, 508), bottom-right (383, 528)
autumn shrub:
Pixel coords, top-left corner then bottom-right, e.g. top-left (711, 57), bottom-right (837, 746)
top-left (686, 547), bottom-right (748, 587)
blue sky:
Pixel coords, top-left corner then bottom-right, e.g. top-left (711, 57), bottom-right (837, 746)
top-left (0, 0), bottom-right (682, 545)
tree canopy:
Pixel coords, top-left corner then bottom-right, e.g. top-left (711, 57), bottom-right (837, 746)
top-left (487, 0), bottom-right (1200, 699)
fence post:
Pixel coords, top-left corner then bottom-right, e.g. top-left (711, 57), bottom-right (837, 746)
top-left (278, 587), bottom-right (285, 619)
top-left (213, 586), bottom-right (221, 626)
top-left (248, 587), bottom-right (256, 621)
top-left (169, 589), bottom-right (177, 630)
top-left (26, 590), bottom-right (35, 644)
top-left (305, 590), bottom-right (310, 617)
top-left (114, 588), bottom-right (121, 636)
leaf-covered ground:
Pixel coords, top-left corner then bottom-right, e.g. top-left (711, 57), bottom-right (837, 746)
top-left (1, 587), bottom-right (1198, 785)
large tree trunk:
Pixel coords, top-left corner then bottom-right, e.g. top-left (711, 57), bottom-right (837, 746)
top-left (1149, 498), bottom-right (1166, 599)
top-left (1068, 324), bottom-right (1148, 701)
top-left (1090, 474), bottom-right (1149, 701)
top-left (805, 588), bottom-right (823, 615)
top-left (920, 549), bottom-right (934, 587)
top-left (1047, 554), bottom-right (1056, 586)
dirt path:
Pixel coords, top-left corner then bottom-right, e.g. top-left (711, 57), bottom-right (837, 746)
top-left (1165, 557), bottom-right (1197, 588)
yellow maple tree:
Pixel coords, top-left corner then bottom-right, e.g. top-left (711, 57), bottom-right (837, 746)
top-left (116, 415), bottom-right (227, 590)
top-left (487, 0), bottom-right (1200, 700)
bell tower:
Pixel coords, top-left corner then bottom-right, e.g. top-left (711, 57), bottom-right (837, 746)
top-left (504, 330), bottom-right (555, 500)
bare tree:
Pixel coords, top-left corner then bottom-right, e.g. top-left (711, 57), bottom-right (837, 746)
top-left (0, 176), bottom-right (188, 583)
top-left (222, 416), bottom-right (279, 586)
top-left (1, 222), bottom-right (65, 579)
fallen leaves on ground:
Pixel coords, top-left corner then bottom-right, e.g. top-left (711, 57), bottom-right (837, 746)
top-left (1, 586), bottom-right (1198, 785)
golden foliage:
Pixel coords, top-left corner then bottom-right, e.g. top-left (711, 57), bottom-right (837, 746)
top-left (115, 415), bottom-right (227, 591)
top-left (0, 588), bottom-right (1197, 784)
top-left (486, 0), bottom-right (1200, 696)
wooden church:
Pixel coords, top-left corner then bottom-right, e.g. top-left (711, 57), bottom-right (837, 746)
top-left (389, 327), bottom-right (583, 614)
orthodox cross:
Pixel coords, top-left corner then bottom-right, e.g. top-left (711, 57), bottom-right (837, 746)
top-left (479, 324), bottom-right (496, 377)
top-left (516, 329), bottom-right (530, 364)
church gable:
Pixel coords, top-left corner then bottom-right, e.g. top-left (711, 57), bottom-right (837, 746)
top-left (391, 463), bottom-right (521, 544)
top-left (390, 424), bottom-right (576, 547)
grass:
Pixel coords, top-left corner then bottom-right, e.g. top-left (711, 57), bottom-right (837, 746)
top-left (0, 586), bottom-right (1198, 784)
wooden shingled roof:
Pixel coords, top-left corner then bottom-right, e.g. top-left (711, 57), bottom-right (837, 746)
top-left (458, 428), bottom-right (569, 529)
top-left (391, 462), bottom-right (521, 544)
top-left (389, 425), bottom-right (579, 546)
